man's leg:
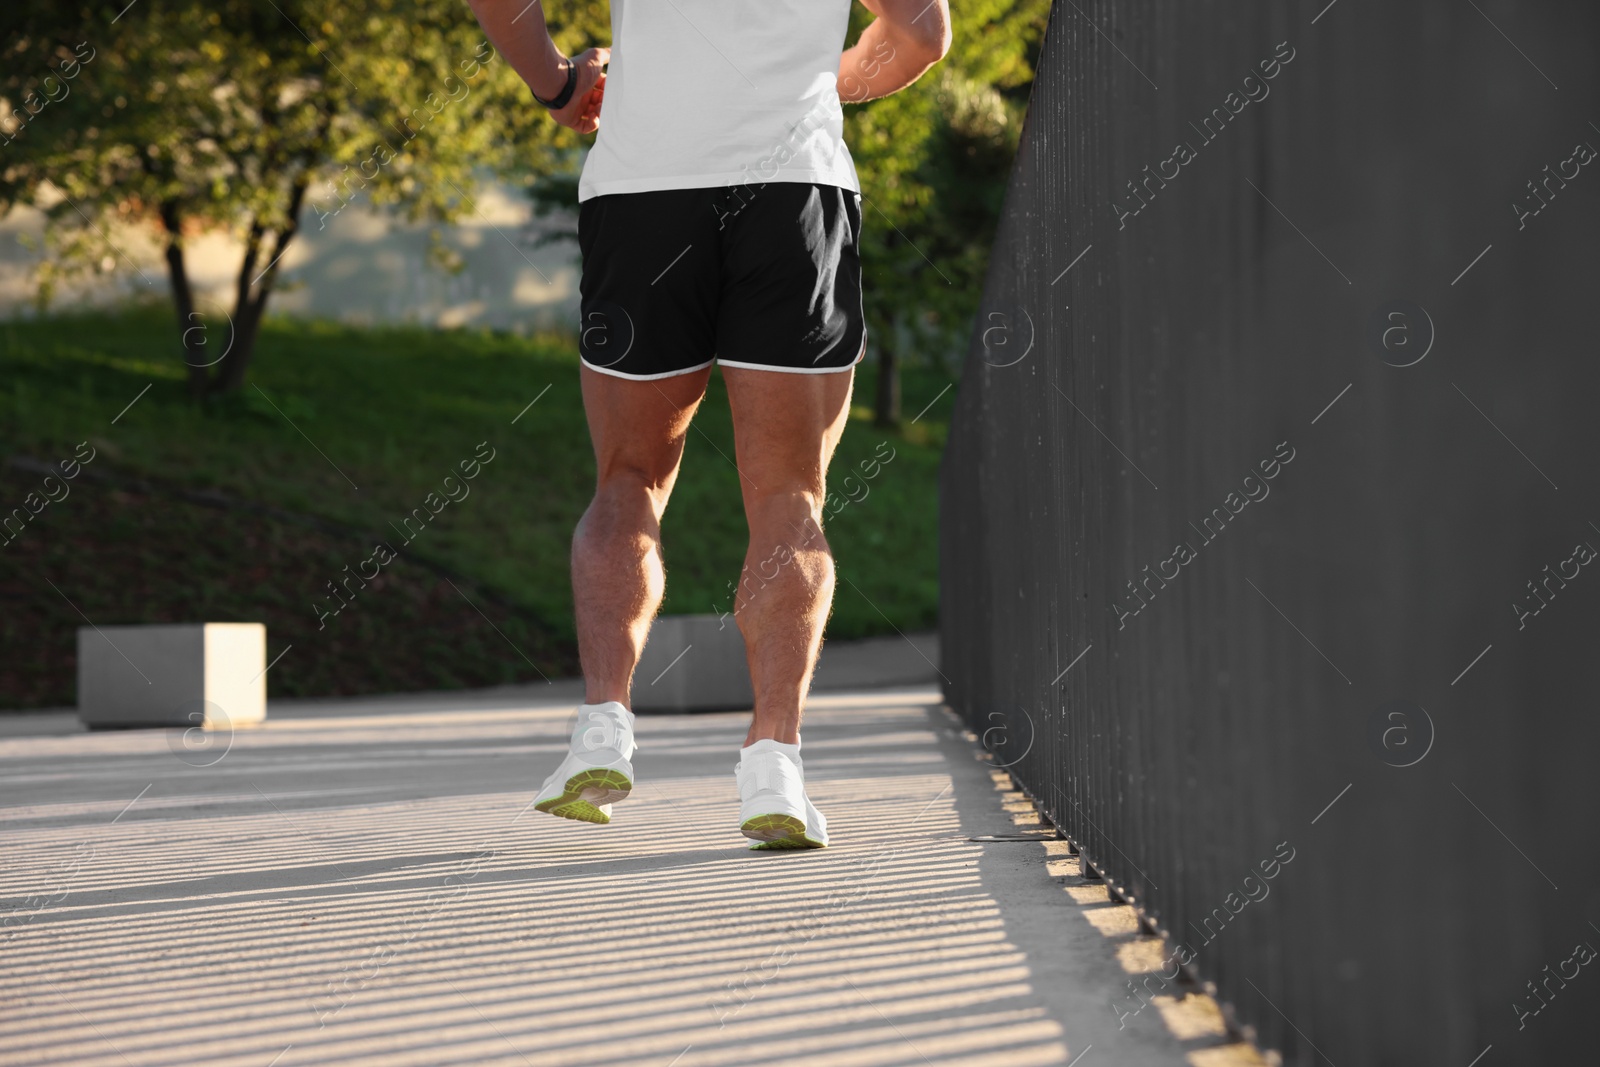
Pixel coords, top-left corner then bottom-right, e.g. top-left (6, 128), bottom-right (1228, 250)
top-left (721, 365), bottom-right (855, 746)
top-left (572, 364), bottom-right (713, 707)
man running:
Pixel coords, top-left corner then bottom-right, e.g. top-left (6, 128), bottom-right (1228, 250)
top-left (467, 0), bottom-right (951, 848)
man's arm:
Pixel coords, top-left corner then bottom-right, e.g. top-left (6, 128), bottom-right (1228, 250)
top-left (839, 0), bottom-right (952, 104)
top-left (465, 0), bottom-right (608, 133)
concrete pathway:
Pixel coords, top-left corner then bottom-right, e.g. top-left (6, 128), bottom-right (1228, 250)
top-left (0, 687), bottom-right (1262, 1066)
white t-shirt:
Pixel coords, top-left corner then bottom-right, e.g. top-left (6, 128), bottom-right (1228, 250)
top-left (577, 0), bottom-right (861, 201)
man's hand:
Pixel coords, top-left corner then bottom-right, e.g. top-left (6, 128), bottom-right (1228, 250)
top-left (465, 0), bottom-right (607, 132)
top-left (548, 47), bottom-right (608, 134)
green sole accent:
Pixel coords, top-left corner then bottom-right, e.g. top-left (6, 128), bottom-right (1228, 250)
top-left (741, 812), bottom-right (803, 838)
top-left (535, 767), bottom-right (633, 825)
top-left (541, 799), bottom-right (610, 824)
top-left (749, 835), bottom-right (826, 851)
top-left (741, 813), bottom-right (826, 850)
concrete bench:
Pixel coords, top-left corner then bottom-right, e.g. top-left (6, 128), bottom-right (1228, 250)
top-left (77, 623), bottom-right (267, 729)
top-left (632, 614), bottom-right (753, 712)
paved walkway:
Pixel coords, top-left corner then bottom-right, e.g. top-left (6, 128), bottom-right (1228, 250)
top-left (0, 687), bottom-right (1262, 1066)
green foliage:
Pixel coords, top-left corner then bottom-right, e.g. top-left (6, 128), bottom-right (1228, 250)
top-left (0, 0), bottom-right (612, 390)
top-left (0, 0), bottom-right (601, 236)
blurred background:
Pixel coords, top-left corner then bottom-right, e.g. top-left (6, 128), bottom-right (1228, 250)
top-left (0, 0), bottom-right (1051, 708)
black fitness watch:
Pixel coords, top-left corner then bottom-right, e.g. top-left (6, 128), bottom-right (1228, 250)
top-left (532, 57), bottom-right (577, 110)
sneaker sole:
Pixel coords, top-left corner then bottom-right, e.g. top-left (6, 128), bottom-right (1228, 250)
top-left (535, 767), bottom-right (633, 825)
top-left (741, 812), bottom-right (827, 850)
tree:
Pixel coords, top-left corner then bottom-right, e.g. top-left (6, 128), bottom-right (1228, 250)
top-left (0, 0), bottom-right (608, 397)
top-left (843, 0), bottom-right (1050, 426)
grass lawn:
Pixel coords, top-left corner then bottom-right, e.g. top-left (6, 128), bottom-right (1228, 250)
top-left (0, 307), bottom-right (951, 708)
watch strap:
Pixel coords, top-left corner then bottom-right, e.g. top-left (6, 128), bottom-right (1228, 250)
top-left (532, 58), bottom-right (577, 110)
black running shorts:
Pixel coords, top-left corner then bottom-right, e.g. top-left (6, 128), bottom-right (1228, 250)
top-left (577, 182), bottom-right (866, 379)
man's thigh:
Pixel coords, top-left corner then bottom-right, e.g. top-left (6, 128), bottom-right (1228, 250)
top-left (721, 366), bottom-right (855, 504)
top-left (580, 364), bottom-right (713, 495)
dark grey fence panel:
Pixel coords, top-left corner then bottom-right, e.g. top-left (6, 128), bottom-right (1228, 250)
top-left (940, 2), bottom-right (1600, 1063)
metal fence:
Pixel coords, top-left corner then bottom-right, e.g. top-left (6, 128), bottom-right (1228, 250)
top-left (939, 2), bottom-right (1599, 1063)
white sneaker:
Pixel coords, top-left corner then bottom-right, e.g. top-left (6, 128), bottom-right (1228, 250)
top-left (533, 702), bottom-right (637, 825)
top-left (736, 739), bottom-right (828, 849)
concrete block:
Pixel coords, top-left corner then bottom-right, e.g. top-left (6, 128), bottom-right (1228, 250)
top-left (632, 614), bottom-right (752, 712)
top-left (810, 632), bottom-right (941, 692)
top-left (77, 623), bottom-right (267, 729)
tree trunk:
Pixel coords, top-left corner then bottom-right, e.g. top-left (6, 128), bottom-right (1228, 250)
top-left (159, 201), bottom-right (209, 400)
top-left (873, 319), bottom-right (901, 429)
top-left (214, 175), bottom-right (309, 395)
